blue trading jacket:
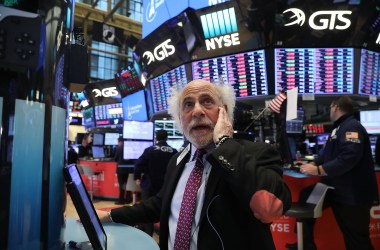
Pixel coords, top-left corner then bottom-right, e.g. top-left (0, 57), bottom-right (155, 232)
top-left (316, 115), bottom-right (379, 206)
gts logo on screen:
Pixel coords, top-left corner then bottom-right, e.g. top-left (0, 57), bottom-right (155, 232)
top-left (283, 8), bottom-right (352, 30)
top-left (142, 39), bottom-right (175, 65)
top-left (92, 87), bottom-right (119, 98)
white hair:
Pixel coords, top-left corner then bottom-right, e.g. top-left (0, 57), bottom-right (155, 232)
top-left (167, 79), bottom-right (236, 133)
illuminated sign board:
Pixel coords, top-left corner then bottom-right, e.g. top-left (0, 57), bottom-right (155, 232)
top-left (200, 7), bottom-right (240, 51)
top-left (142, 0), bottom-right (230, 38)
top-left (283, 8), bottom-right (352, 30)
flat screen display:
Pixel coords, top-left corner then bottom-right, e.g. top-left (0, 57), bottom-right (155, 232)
top-left (150, 65), bottom-right (188, 113)
top-left (63, 164), bottom-right (107, 250)
top-left (273, 1), bottom-right (376, 48)
top-left (316, 134), bottom-right (330, 146)
top-left (94, 103), bottom-right (123, 127)
top-left (122, 90), bottom-right (148, 121)
top-left (93, 133), bottom-right (104, 146)
top-left (92, 146), bottom-right (105, 158)
top-left (286, 109), bottom-right (305, 134)
top-left (167, 139), bottom-right (184, 151)
top-left (154, 120), bottom-right (183, 138)
top-left (123, 140), bottom-right (153, 160)
top-left (104, 133), bottom-right (120, 146)
top-left (358, 49), bottom-right (380, 96)
top-left (275, 48), bottom-right (354, 94)
top-left (82, 107), bottom-right (95, 129)
top-left (115, 66), bottom-right (144, 98)
top-left (123, 121), bottom-right (154, 140)
top-left (360, 110), bottom-right (380, 134)
top-left (192, 49), bottom-right (268, 98)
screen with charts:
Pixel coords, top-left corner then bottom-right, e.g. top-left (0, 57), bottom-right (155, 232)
top-left (360, 110), bottom-right (380, 135)
top-left (94, 103), bottom-right (123, 127)
top-left (115, 66), bottom-right (144, 98)
top-left (63, 164), bottom-right (107, 250)
top-left (123, 120), bottom-right (154, 140)
top-left (358, 49), bottom-right (380, 96)
top-left (123, 140), bottom-right (153, 160)
top-left (150, 65), bottom-right (188, 113)
top-left (192, 50), bottom-right (268, 98)
top-left (104, 133), bottom-right (120, 146)
top-left (275, 48), bottom-right (354, 94)
top-left (82, 107), bottom-right (95, 129)
top-left (154, 120), bottom-right (183, 139)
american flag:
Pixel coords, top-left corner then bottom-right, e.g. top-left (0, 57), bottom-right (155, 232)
top-left (268, 92), bottom-right (287, 114)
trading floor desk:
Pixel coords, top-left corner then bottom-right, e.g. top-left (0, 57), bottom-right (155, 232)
top-left (63, 218), bottom-right (159, 250)
top-left (78, 159), bottom-right (120, 199)
top-left (271, 169), bottom-right (380, 250)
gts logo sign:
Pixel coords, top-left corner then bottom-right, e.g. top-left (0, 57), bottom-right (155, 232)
top-left (92, 87), bottom-right (119, 98)
top-left (142, 39), bottom-right (175, 65)
top-left (283, 8), bottom-right (352, 30)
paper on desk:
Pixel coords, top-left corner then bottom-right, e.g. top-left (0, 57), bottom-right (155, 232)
top-left (286, 87), bottom-right (298, 121)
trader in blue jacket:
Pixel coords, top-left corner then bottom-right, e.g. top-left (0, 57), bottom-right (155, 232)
top-left (288, 96), bottom-right (379, 250)
top-left (97, 79), bottom-right (291, 250)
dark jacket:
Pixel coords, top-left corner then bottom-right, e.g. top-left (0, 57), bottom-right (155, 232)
top-left (114, 145), bottom-right (130, 174)
top-left (134, 141), bottom-right (177, 194)
top-left (111, 139), bottom-right (291, 250)
top-left (317, 115), bottom-right (379, 206)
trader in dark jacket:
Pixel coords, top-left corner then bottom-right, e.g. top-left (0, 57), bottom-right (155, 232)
top-left (134, 129), bottom-right (178, 236)
top-left (97, 79), bottom-right (291, 250)
top-left (289, 96), bottom-right (379, 250)
top-left (114, 136), bottom-right (132, 204)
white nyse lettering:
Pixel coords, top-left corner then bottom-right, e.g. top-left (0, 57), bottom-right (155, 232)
top-left (309, 11), bottom-right (351, 30)
top-left (205, 33), bottom-right (240, 51)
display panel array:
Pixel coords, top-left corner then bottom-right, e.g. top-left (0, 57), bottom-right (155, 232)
top-left (94, 103), bottom-right (123, 127)
top-left (150, 65), bottom-right (188, 113)
top-left (192, 49), bottom-right (268, 98)
top-left (358, 49), bottom-right (380, 96)
top-left (275, 48), bottom-right (354, 94)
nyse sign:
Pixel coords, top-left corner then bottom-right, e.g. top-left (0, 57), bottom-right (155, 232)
top-left (283, 8), bottom-right (352, 30)
top-left (143, 39), bottom-right (175, 65)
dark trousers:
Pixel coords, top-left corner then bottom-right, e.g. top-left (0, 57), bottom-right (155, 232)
top-left (117, 171), bottom-right (129, 202)
top-left (297, 185), bottom-right (374, 250)
top-left (137, 188), bottom-right (155, 236)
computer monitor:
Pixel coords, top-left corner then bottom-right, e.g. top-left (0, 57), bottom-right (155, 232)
top-left (123, 121), bottom-right (154, 140)
top-left (360, 110), bottom-right (380, 134)
top-left (92, 146), bottom-right (105, 158)
top-left (63, 164), bottom-right (107, 250)
top-left (93, 133), bottom-right (104, 146)
top-left (104, 133), bottom-right (120, 146)
top-left (123, 140), bottom-right (153, 160)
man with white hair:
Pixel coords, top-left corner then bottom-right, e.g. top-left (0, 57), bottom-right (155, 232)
top-left (97, 79), bottom-right (291, 250)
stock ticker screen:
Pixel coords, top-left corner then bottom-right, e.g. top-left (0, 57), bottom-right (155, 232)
top-left (150, 65), bottom-right (188, 113)
top-left (275, 48), bottom-right (354, 94)
top-left (358, 49), bottom-right (380, 96)
top-left (192, 50), bottom-right (268, 98)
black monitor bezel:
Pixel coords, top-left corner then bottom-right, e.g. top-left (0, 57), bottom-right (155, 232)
top-left (63, 164), bottom-right (107, 250)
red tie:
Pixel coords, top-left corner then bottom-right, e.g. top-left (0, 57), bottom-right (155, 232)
top-left (174, 149), bottom-right (206, 250)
